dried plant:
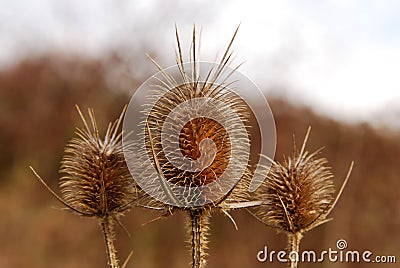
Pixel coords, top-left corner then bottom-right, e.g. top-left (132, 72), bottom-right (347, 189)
top-left (135, 25), bottom-right (261, 268)
top-left (250, 127), bottom-right (353, 268)
top-left (31, 106), bottom-right (137, 268)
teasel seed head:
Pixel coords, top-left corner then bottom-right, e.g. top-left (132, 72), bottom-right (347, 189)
top-left (58, 105), bottom-right (137, 218)
top-left (250, 127), bottom-right (353, 268)
top-left (252, 127), bottom-right (353, 235)
top-left (128, 25), bottom-right (259, 268)
top-left (145, 84), bottom-right (249, 206)
top-left (132, 25), bottom-right (252, 210)
top-left (31, 105), bottom-right (138, 267)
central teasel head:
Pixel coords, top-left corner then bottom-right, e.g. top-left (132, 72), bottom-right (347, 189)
top-left (146, 83), bottom-right (241, 189)
top-left (145, 80), bottom-right (250, 206)
top-left (125, 26), bottom-right (253, 208)
top-left (134, 26), bottom-right (259, 268)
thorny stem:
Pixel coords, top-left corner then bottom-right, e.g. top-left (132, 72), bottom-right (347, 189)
top-left (288, 232), bottom-right (303, 268)
top-left (101, 216), bottom-right (119, 268)
top-left (188, 209), bottom-right (209, 268)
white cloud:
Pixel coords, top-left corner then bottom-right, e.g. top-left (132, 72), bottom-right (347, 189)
top-left (219, 0), bottom-right (400, 123)
top-left (1, 0), bottom-right (399, 125)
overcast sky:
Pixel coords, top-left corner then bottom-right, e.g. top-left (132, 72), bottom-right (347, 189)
top-left (1, 0), bottom-right (400, 127)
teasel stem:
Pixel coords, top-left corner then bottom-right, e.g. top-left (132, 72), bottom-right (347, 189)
top-left (288, 232), bottom-right (303, 268)
top-left (101, 216), bottom-right (119, 268)
top-left (188, 209), bottom-right (209, 268)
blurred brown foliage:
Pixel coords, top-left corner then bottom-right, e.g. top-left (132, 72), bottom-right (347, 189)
top-left (0, 56), bottom-right (399, 268)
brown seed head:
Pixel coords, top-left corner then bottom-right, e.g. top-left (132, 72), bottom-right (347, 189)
top-left (139, 26), bottom-right (251, 208)
top-left (146, 84), bottom-right (247, 187)
top-left (253, 128), bottom-right (339, 234)
top-left (59, 106), bottom-right (136, 217)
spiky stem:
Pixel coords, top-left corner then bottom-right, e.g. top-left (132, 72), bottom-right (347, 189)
top-left (287, 232), bottom-right (303, 268)
top-left (188, 209), bottom-right (209, 268)
top-left (101, 216), bottom-right (119, 268)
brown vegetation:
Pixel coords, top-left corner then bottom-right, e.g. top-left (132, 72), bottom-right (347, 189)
top-left (0, 55), bottom-right (399, 267)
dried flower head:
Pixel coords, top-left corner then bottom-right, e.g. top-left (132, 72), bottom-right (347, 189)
top-left (137, 25), bottom-right (251, 209)
top-left (252, 128), bottom-right (354, 233)
top-left (31, 106), bottom-right (137, 268)
top-left (131, 25), bottom-right (259, 268)
top-left (251, 127), bottom-right (353, 268)
top-left (59, 106), bottom-right (136, 217)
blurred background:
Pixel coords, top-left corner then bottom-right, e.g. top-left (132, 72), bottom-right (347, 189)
top-left (0, 0), bottom-right (399, 267)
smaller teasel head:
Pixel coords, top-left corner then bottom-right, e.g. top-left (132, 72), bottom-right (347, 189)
top-left (252, 127), bottom-right (353, 235)
top-left (32, 106), bottom-right (138, 219)
top-left (59, 105), bottom-right (137, 218)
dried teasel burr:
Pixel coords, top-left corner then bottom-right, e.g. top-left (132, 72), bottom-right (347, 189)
top-left (31, 105), bottom-right (137, 268)
top-left (127, 25), bottom-right (261, 268)
top-left (250, 127), bottom-right (353, 268)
